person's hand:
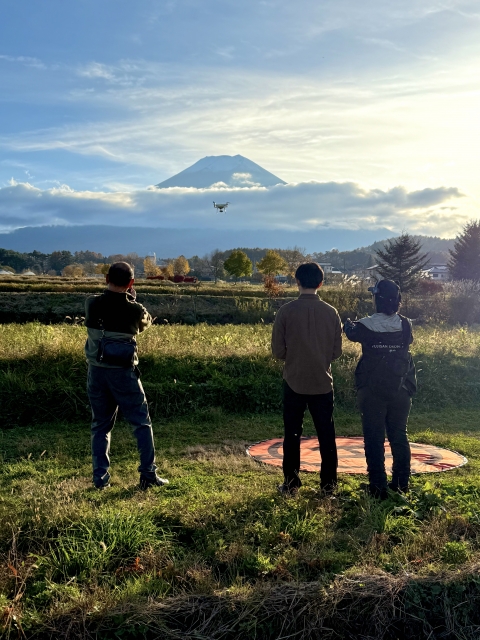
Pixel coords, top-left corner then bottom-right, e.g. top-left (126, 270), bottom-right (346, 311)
top-left (127, 286), bottom-right (137, 300)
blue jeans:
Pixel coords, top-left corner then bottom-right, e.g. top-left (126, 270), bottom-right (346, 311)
top-left (357, 386), bottom-right (412, 491)
top-left (87, 365), bottom-right (157, 488)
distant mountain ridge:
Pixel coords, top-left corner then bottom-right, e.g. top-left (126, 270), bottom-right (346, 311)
top-left (0, 226), bottom-right (453, 260)
top-left (156, 154), bottom-right (286, 189)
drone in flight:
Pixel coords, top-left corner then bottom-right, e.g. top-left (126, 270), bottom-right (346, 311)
top-left (213, 201), bottom-right (230, 213)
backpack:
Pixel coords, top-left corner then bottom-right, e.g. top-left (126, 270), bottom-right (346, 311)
top-left (367, 316), bottom-right (412, 398)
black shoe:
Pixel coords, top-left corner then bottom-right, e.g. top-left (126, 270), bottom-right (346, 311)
top-left (320, 483), bottom-right (337, 496)
top-left (388, 482), bottom-right (409, 494)
top-left (277, 483), bottom-right (299, 497)
top-left (139, 475), bottom-right (169, 490)
top-left (360, 482), bottom-right (388, 501)
top-left (94, 483), bottom-right (111, 491)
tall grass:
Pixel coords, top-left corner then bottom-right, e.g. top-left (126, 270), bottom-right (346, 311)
top-left (1, 323), bottom-right (480, 427)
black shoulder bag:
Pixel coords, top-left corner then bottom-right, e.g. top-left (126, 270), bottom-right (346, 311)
top-left (96, 329), bottom-right (137, 367)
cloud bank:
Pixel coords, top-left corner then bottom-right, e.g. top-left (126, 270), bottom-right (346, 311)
top-left (0, 180), bottom-right (464, 237)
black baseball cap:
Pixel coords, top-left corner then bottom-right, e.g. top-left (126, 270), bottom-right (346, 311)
top-left (368, 279), bottom-right (400, 298)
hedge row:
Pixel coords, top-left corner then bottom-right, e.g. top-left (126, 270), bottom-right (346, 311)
top-left (0, 292), bottom-right (286, 325)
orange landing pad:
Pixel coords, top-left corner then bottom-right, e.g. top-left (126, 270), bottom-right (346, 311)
top-left (247, 436), bottom-right (467, 475)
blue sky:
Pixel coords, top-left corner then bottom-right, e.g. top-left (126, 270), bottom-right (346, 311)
top-left (1, 0), bottom-right (479, 242)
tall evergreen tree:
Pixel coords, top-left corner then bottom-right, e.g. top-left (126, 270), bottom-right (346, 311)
top-left (448, 220), bottom-right (480, 281)
top-left (375, 233), bottom-right (429, 292)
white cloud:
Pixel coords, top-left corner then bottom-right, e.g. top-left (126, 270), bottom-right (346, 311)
top-left (77, 62), bottom-right (114, 80)
top-left (0, 54), bottom-right (46, 69)
top-left (2, 56), bottom-right (479, 203)
top-left (0, 180), bottom-right (464, 237)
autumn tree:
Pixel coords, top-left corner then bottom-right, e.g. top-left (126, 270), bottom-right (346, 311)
top-left (224, 250), bottom-right (252, 283)
top-left (82, 261), bottom-right (97, 276)
top-left (143, 256), bottom-right (161, 277)
top-left (160, 262), bottom-right (175, 278)
top-left (375, 233), bottom-right (429, 292)
top-left (173, 255), bottom-right (190, 276)
top-left (256, 250), bottom-right (288, 277)
top-left (449, 220), bottom-right (480, 281)
top-left (62, 263), bottom-right (84, 277)
top-left (95, 263), bottom-right (110, 275)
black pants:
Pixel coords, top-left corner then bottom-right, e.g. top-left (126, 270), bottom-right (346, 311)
top-left (357, 386), bottom-right (412, 491)
top-left (282, 382), bottom-right (337, 490)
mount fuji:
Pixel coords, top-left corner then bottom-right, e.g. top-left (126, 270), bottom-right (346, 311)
top-left (156, 154), bottom-right (286, 189)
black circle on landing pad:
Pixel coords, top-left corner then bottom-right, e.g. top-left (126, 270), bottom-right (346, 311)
top-left (247, 436), bottom-right (467, 475)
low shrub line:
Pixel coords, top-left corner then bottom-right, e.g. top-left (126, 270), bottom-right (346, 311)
top-left (0, 292), bottom-right (295, 325)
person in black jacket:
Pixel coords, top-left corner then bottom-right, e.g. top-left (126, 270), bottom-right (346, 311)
top-left (84, 262), bottom-right (168, 490)
top-left (343, 279), bottom-right (416, 499)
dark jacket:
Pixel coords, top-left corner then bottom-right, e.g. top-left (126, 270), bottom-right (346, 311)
top-left (85, 289), bottom-right (152, 334)
top-left (84, 290), bottom-right (152, 368)
top-left (343, 314), bottom-right (417, 395)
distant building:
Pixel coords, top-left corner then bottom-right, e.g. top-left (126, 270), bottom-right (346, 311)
top-left (146, 252), bottom-right (157, 265)
top-left (318, 263), bottom-right (333, 273)
top-left (424, 264), bottom-right (449, 281)
top-left (365, 264), bottom-right (381, 281)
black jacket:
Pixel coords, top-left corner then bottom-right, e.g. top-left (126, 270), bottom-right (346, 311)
top-left (85, 290), bottom-right (152, 334)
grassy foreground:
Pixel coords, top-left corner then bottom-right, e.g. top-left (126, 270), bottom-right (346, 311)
top-left (1, 323), bottom-right (480, 637)
top-left (1, 410), bottom-right (480, 639)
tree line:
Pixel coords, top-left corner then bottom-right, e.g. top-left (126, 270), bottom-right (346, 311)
top-left (1, 221), bottom-right (479, 286)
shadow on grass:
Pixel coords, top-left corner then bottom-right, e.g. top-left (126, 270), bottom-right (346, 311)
top-left (1, 347), bottom-right (480, 428)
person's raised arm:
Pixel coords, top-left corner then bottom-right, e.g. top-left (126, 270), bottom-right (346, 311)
top-left (138, 306), bottom-right (153, 333)
top-left (343, 318), bottom-right (364, 343)
top-left (271, 307), bottom-right (287, 360)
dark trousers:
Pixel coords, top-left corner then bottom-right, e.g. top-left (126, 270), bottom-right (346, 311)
top-left (282, 381), bottom-right (337, 490)
top-left (87, 364), bottom-right (157, 488)
top-left (357, 386), bottom-right (412, 491)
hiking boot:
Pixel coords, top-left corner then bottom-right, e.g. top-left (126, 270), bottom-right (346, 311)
top-left (277, 483), bottom-right (299, 497)
top-left (139, 475), bottom-right (169, 490)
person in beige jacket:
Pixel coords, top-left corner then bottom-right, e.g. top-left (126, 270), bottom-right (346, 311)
top-left (272, 263), bottom-right (342, 495)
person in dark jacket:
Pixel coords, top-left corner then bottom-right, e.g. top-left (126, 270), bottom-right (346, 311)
top-left (85, 261), bottom-right (168, 490)
top-left (343, 279), bottom-right (416, 499)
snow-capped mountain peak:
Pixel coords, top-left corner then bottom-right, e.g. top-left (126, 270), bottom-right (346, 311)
top-left (156, 154), bottom-right (286, 189)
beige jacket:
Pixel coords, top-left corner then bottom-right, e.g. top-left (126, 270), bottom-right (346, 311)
top-left (271, 294), bottom-right (342, 395)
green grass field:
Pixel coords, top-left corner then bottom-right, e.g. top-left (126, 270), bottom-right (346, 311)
top-left (2, 324), bottom-right (480, 638)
